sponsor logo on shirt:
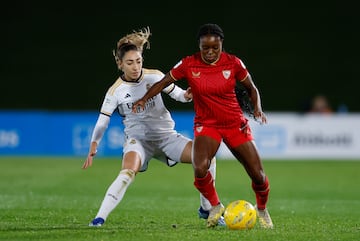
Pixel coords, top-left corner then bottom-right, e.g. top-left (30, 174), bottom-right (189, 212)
top-left (130, 96), bottom-right (156, 112)
top-left (192, 71), bottom-right (201, 78)
top-left (105, 98), bottom-right (111, 104)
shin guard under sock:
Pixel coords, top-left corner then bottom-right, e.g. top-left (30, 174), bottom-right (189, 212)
top-left (194, 172), bottom-right (219, 206)
top-left (252, 176), bottom-right (270, 210)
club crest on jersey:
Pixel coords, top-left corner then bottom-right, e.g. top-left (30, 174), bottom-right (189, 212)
top-left (196, 126), bottom-right (203, 133)
top-left (129, 139), bottom-right (136, 145)
top-left (146, 84), bottom-right (151, 90)
top-left (192, 71), bottom-right (201, 78)
top-left (222, 70), bottom-right (231, 79)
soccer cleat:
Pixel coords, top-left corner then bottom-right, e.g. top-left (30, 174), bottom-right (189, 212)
top-left (217, 216), bottom-right (226, 227)
top-left (89, 217), bottom-right (105, 227)
top-left (198, 206), bottom-right (210, 219)
top-left (255, 205), bottom-right (274, 229)
top-left (207, 203), bottom-right (225, 228)
top-left (198, 206), bottom-right (226, 227)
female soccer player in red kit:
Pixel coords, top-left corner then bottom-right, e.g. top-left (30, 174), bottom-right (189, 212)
top-left (133, 23), bottom-right (273, 229)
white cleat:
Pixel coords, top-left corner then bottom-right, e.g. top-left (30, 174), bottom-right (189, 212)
top-left (255, 205), bottom-right (274, 229)
top-left (207, 203), bottom-right (225, 228)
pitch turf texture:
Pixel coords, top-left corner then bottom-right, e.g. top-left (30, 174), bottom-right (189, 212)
top-left (0, 157), bottom-right (359, 241)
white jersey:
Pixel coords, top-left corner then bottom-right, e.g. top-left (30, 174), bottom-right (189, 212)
top-left (100, 68), bottom-right (182, 140)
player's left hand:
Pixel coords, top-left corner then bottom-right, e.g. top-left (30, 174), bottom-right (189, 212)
top-left (253, 110), bottom-right (267, 124)
top-left (184, 87), bottom-right (193, 101)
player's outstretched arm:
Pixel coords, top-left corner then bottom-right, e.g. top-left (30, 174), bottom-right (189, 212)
top-left (132, 73), bottom-right (175, 112)
top-left (82, 114), bottom-right (110, 169)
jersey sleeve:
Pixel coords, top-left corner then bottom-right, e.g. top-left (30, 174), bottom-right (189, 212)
top-left (90, 114), bottom-right (110, 144)
top-left (234, 57), bottom-right (249, 81)
top-left (163, 83), bottom-right (191, 103)
top-left (100, 92), bottom-right (118, 116)
top-left (170, 58), bottom-right (187, 81)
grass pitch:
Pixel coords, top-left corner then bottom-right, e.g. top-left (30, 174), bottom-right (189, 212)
top-left (0, 157), bottom-right (359, 241)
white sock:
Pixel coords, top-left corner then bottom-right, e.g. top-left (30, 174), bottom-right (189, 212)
top-left (200, 157), bottom-right (217, 211)
top-left (95, 169), bottom-right (135, 220)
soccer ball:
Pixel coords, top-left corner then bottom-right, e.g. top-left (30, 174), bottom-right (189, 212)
top-left (224, 200), bottom-right (257, 230)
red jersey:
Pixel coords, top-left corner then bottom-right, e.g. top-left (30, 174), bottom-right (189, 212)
top-left (170, 52), bottom-right (249, 128)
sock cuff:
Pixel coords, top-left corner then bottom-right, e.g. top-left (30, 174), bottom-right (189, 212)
top-left (194, 171), bottom-right (213, 186)
top-left (120, 169), bottom-right (135, 181)
top-left (252, 176), bottom-right (269, 191)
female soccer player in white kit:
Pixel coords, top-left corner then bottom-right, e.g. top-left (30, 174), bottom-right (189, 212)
top-left (82, 27), bottom-right (223, 227)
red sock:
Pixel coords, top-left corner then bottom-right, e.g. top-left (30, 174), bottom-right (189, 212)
top-left (194, 172), bottom-right (220, 206)
top-left (252, 176), bottom-right (270, 210)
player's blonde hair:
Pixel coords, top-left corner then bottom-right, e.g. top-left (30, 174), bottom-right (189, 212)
top-left (116, 26), bottom-right (151, 51)
top-left (113, 27), bottom-right (151, 66)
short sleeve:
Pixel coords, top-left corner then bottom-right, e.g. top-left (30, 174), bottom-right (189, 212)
top-left (170, 58), bottom-right (187, 81)
top-left (235, 57), bottom-right (249, 81)
top-left (100, 92), bottom-right (118, 116)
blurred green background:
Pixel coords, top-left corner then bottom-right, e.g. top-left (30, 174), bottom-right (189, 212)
top-left (1, 1), bottom-right (359, 112)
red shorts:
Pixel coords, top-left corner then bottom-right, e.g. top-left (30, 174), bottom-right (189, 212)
top-left (194, 123), bottom-right (253, 148)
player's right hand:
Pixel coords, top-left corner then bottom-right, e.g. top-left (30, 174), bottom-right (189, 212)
top-left (82, 142), bottom-right (97, 169)
top-left (132, 99), bottom-right (146, 113)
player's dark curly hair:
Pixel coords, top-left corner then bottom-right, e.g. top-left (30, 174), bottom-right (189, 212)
top-left (197, 23), bottom-right (224, 40)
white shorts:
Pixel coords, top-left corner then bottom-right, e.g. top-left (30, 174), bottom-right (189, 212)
top-left (123, 133), bottom-right (191, 172)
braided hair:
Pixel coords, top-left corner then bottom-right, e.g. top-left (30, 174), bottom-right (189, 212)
top-left (235, 84), bottom-right (255, 119)
top-left (197, 23), bottom-right (224, 40)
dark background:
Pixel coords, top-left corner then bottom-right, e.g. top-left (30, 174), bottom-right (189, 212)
top-left (1, 1), bottom-right (359, 112)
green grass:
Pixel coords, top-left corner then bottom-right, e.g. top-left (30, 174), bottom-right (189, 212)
top-left (0, 157), bottom-right (359, 241)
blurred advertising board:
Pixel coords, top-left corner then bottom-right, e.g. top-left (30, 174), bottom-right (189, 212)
top-left (1, 111), bottom-right (359, 160)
